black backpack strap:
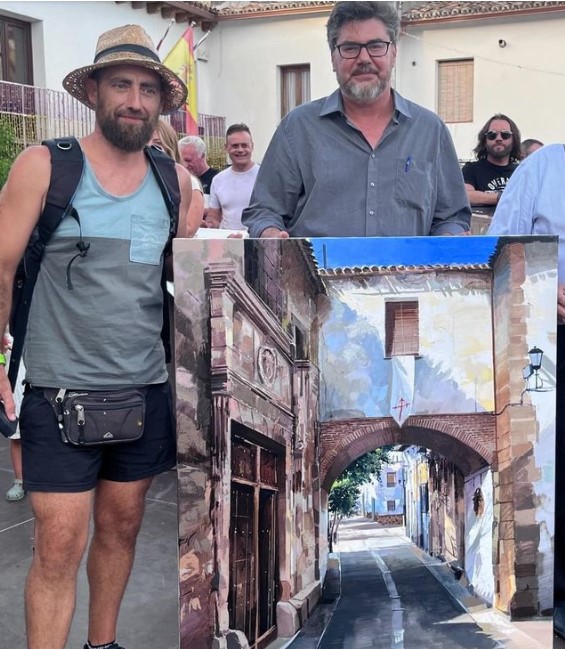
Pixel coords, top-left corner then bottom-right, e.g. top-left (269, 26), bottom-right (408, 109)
top-left (144, 144), bottom-right (181, 364)
top-left (144, 144), bottom-right (180, 247)
top-left (8, 137), bottom-right (84, 388)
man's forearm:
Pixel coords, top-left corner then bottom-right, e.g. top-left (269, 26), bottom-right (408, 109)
top-left (466, 189), bottom-right (500, 206)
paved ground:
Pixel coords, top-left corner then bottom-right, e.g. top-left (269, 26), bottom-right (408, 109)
top-left (287, 517), bottom-right (563, 649)
top-left (0, 434), bottom-right (179, 649)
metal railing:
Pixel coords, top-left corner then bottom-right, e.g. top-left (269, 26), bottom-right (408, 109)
top-left (0, 80), bottom-right (225, 166)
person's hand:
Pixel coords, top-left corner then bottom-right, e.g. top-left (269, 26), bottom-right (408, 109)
top-left (260, 227), bottom-right (289, 239)
top-left (558, 284), bottom-right (565, 324)
top-left (0, 367), bottom-right (16, 421)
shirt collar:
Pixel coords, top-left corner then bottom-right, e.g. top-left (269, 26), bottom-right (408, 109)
top-left (319, 88), bottom-right (413, 121)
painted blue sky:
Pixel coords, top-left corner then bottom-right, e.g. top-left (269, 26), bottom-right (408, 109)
top-left (310, 236), bottom-right (499, 269)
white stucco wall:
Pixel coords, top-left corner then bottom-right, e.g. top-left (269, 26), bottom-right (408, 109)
top-left (398, 13), bottom-right (565, 160)
top-left (197, 12), bottom-right (334, 161)
top-left (8, 4), bottom-right (565, 162)
top-left (319, 271), bottom-right (495, 420)
top-left (0, 1), bottom-right (188, 91)
top-left (464, 467), bottom-right (494, 604)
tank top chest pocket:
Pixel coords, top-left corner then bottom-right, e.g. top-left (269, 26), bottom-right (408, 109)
top-left (130, 213), bottom-right (170, 265)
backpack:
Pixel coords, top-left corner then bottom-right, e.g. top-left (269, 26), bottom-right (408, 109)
top-left (7, 136), bottom-right (180, 389)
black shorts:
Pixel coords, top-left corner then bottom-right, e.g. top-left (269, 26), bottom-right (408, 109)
top-left (20, 383), bottom-right (176, 492)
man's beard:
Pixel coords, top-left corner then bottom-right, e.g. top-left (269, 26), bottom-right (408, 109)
top-left (338, 66), bottom-right (390, 103)
top-left (97, 109), bottom-right (158, 153)
top-left (486, 141), bottom-right (512, 161)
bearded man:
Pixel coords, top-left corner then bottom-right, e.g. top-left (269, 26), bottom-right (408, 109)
top-left (462, 113), bottom-right (522, 216)
top-left (0, 24), bottom-right (194, 649)
top-left (242, 1), bottom-right (471, 238)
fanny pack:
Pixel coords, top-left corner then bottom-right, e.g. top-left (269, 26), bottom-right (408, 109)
top-left (45, 387), bottom-right (146, 446)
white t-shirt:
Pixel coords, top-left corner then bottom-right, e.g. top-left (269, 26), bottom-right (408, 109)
top-left (209, 164), bottom-right (260, 230)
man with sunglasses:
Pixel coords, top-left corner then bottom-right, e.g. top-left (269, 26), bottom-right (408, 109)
top-left (242, 1), bottom-right (470, 238)
top-left (462, 114), bottom-right (521, 216)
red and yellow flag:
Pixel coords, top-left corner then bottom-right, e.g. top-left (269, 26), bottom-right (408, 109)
top-left (163, 28), bottom-right (198, 135)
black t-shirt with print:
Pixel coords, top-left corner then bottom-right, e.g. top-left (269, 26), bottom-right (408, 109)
top-left (462, 158), bottom-right (518, 199)
top-left (199, 167), bottom-right (220, 194)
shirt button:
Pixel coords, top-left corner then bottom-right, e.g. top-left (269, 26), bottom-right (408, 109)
top-left (371, 154), bottom-right (376, 158)
top-left (369, 211), bottom-right (375, 216)
top-left (370, 182), bottom-right (375, 187)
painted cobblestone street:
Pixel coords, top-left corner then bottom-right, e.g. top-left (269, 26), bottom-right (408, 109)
top-left (287, 518), bottom-right (559, 649)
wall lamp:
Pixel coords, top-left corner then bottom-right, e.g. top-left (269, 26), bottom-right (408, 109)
top-left (523, 346), bottom-right (544, 391)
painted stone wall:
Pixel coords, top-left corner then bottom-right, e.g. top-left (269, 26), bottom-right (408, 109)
top-left (491, 238), bottom-right (557, 616)
top-left (173, 239), bottom-right (323, 647)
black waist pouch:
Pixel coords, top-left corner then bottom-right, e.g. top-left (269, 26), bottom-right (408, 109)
top-left (45, 387), bottom-right (146, 446)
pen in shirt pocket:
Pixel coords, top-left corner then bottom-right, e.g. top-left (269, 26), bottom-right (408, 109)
top-left (404, 156), bottom-right (412, 173)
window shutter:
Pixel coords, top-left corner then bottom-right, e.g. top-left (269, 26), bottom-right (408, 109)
top-left (385, 301), bottom-right (419, 357)
top-left (437, 59), bottom-right (473, 123)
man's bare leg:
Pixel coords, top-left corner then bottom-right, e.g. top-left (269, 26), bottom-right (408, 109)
top-left (25, 490), bottom-right (93, 649)
top-left (86, 477), bottom-right (153, 646)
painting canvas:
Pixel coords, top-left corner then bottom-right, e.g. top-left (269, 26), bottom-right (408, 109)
top-left (173, 235), bottom-right (557, 649)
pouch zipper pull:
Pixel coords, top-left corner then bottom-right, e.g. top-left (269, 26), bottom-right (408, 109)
top-left (75, 404), bottom-right (85, 445)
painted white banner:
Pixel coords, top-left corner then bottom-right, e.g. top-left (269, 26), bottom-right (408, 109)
top-left (389, 355), bottom-right (415, 426)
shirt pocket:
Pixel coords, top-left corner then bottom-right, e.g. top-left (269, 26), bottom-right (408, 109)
top-left (130, 213), bottom-right (170, 265)
top-left (395, 158), bottom-right (433, 212)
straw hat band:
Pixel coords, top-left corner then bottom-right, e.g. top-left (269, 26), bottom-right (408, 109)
top-left (62, 24), bottom-right (188, 114)
top-left (94, 44), bottom-right (161, 64)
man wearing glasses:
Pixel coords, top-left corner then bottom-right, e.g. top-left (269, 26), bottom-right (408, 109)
top-left (462, 114), bottom-right (522, 215)
top-left (242, 1), bottom-right (470, 238)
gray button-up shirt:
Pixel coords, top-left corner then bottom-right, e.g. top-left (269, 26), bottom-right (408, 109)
top-left (242, 89), bottom-right (471, 238)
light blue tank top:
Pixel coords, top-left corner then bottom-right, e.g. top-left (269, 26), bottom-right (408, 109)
top-left (24, 155), bottom-right (171, 389)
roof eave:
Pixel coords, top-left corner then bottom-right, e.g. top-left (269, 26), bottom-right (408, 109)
top-left (402, 4), bottom-right (565, 27)
top-left (217, 4), bottom-right (333, 22)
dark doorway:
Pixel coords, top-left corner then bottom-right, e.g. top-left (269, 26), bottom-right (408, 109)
top-left (229, 434), bottom-right (280, 648)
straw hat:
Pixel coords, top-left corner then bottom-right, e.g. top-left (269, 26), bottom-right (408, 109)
top-left (62, 24), bottom-right (188, 114)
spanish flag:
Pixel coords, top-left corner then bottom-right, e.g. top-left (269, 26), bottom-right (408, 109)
top-left (163, 27), bottom-right (198, 135)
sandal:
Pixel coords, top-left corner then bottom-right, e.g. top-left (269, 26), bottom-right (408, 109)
top-left (6, 479), bottom-right (25, 501)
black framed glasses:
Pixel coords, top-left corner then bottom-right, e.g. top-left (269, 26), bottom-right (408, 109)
top-left (486, 130), bottom-right (513, 141)
top-left (335, 40), bottom-right (392, 59)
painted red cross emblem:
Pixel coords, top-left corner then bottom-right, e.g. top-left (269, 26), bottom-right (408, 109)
top-left (393, 397), bottom-right (410, 420)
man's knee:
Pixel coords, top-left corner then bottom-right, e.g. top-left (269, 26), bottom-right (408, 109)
top-left (32, 525), bottom-right (89, 578)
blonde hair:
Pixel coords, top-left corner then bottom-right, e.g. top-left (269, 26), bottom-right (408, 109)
top-left (150, 119), bottom-right (181, 164)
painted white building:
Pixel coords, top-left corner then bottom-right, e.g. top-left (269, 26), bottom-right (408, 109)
top-left (359, 449), bottom-right (406, 521)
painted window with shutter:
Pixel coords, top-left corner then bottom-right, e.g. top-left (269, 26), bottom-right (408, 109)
top-left (280, 65), bottom-right (310, 118)
top-left (437, 59), bottom-right (473, 123)
top-left (385, 301), bottom-right (419, 357)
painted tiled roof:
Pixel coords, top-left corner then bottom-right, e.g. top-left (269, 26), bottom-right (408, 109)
top-left (402, 1), bottom-right (565, 24)
top-left (318, 264), bottom-right (491, 277)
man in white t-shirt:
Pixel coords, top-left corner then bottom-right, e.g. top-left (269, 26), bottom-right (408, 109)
top-left (207, 123), bottom-right (260, 230)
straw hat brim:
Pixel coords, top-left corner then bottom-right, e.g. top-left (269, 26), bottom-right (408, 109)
top-left (62, 52), bottom-right (188, 114)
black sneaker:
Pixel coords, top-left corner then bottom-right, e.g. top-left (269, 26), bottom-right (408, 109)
top-left (83, 644), bottom-right (125, 649)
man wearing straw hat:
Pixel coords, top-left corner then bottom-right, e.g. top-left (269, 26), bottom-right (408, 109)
top-left (0, 25), bottom-right (193, 649)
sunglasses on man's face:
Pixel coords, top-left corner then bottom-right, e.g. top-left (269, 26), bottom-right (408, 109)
top-left (486, 130), bottom-right (513, 141)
